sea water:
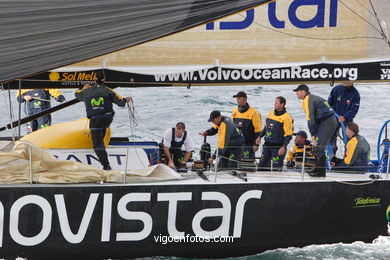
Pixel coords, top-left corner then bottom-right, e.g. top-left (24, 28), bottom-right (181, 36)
top-left (1, 83), bottom-right (390, 259)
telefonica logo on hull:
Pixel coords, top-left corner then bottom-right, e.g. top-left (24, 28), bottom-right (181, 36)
top-left (353, 197), bottom-right (381, 208)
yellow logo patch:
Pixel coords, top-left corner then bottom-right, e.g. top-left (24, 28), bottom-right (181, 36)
top-left (49, 72), bottom-right (60, 81)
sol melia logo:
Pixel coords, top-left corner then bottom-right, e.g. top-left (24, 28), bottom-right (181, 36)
top-left (49, 72), bottom-right (60, 81)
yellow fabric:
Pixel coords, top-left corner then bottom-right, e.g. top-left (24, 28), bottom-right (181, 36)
top-left (21, 118), bottom-right (111, 149)
top-left (108, 87), bottom-right (124, 100)
top-left (287, 144), bottom-right (313, 162)
top-left (47, 88), bottom-right (64, 99)
top-left (287, 147), bottom-right (294, 162)
top-left (231, 106), bottom-right (262, 132)
top-left (16, 88), bottom-right (64, 98)
top-left (213, 122), bottom-right (227, 149)
top-left (344, 136), bottom-right (358, 165)
top-left (75, 84), bottom-right (91, 93)
top-left (16, 89), bottom-right (28, 97)
top-left (302, 95), bottom-right (310, 121)
top-left (266, 110), bottom-right (294, 137)
top-left (0, 141), bottom-right (180, 184)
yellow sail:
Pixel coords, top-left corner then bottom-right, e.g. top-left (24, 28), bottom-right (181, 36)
top-left (21, 119), bottom-right (111, 149)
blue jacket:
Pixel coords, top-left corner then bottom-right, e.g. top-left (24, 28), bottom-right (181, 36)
top-left (327, 85), bottom-right (360, 123)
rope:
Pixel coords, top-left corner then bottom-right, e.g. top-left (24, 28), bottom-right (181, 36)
top-left (238, 12), bottom-right (383, 41)
top-left (126, 101), bottom-right (147, 168)
top-left (339, 0), bottom-right (383, 35)
top-left (126, 101), bottom-right (138, 128)
top-left (328, 178), bottom-right (376, 185)
top-left (369, 0), bottom-right (390, 48)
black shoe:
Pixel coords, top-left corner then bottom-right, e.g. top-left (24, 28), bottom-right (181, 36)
top-left (103, 165), bottom-right (112, 171)
top-left (308, 168), bottom-right (326, 177)
top-left (308, 155), bottom-right (326, 177)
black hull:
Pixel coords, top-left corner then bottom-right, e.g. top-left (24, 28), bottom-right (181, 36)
top-left (1, 179), bottom-right (389, 259)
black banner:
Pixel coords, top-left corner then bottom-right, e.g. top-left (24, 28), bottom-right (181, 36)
top-left (6, 60), bottom-right (390, 90)
top-left (0, 180), bottom-right (389, 259)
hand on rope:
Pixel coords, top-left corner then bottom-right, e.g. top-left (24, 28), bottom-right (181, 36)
top-left (126, 100), bottom-right (138, 128)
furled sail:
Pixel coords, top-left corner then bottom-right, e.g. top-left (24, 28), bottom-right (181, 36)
top-left (4, 0), bottom-right (390, 87)
top-left (0, 0), bottom-right (273, 83)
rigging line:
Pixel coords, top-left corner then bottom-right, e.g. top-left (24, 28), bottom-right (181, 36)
top-left (369, 0), bottom-right (390, 48)
top-left (351, 0), bottom-right (377, 19)
top-left (339, 0), bottom-right (382, 35)
top-left (2, 84), bottom-right (16, 141)
top-left (126, 102), bottom-right (148, 168)
top-left (126, 101), bottom-right (138, 128)
top-left (238, 14), bottom-right (382, 41)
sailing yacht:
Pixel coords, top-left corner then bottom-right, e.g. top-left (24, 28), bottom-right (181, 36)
top-left (0, 0), bottom-right (390, 259)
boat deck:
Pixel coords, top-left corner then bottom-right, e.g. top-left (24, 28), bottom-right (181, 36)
top-left (148, 170), bottom-right (385, 185)
top-left (0, 170), bottom-right (386, 188)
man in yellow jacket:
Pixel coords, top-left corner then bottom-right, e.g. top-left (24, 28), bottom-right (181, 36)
top-left (200, 110), bottom-right (244, 169)
top-left (231, 91), bottom-right (262, 159)
top-left (286, 130), bottom-right (314, 168)
top-left (257, 96), bottom-right (294, 171)
top-left (331, 122), bottom-right (370, 173)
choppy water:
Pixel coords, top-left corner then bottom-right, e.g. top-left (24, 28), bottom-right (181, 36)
top-left (2, 83), bottom-right (390, 259)
top-left (132, 240), bottom-right (390, 260)
top-left (2, 83), bottom-right (389, 158)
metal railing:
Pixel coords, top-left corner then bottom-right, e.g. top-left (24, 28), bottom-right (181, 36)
top-left (13, 141), bottom-right (390, 184)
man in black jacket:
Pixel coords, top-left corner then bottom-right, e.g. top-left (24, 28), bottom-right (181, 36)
top-left (16, 88), bottom-right (66, 132)
top-left (75, 71), bottom-right (132, 170)
top-left (294, 84), bottom-right (337, 177)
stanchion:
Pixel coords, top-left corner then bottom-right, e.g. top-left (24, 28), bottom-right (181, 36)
top-left (214, 147), bottom-right (218, 183)
top-left (124, 147), bottom-right (129, 184)
top-left (386, 154), bottom-right (390, 180)
top-left (29, 145), bottom-right (33, 184)
top-left (301, 145), bottom-right (306, 182)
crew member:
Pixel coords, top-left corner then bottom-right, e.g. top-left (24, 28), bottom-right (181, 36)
top-left (286, 130), bottom-right (314, 168)
top-left (294, 84), bottom-right (337, 177)
top-left (75, 71), bottom-right (132, 171)
top-left (256, 96), bottom-right (293, 171)
top-left (328, 82), bottom-right (360, 154)
top-left (162, 122), bottom-right (194, 168)
top-left (200, 110), bottom-right (244, 169)
top-left (231, 91), bottom-right (262, 159)
top-left (16, 89), bottom-right (66, 132)
top-left (331, 122), bottom-right (370, 173)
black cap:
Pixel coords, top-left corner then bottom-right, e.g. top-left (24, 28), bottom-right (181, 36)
top-left (293, 130), bottom-right (308, 139)
top-left (96, 71), bottom-right (105, 83)
top-left (233, 91), bottom-right (247, 98)
top-left (293, 84), bottom-right (309, 92)
top-left (208, 110), bottom-right (221, 122)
